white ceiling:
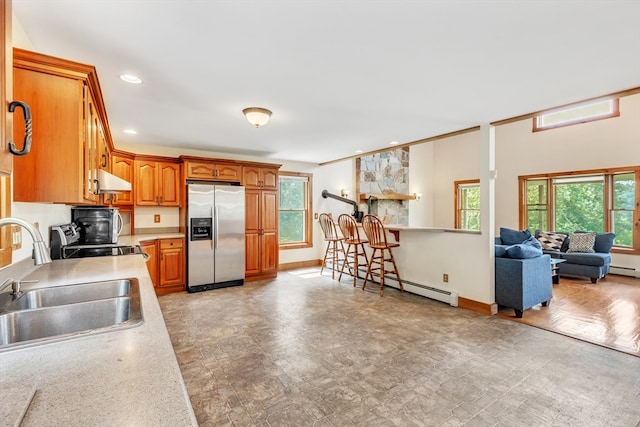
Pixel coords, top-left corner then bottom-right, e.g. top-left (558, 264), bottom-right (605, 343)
top-left (12, 1), bottom-right (640, 164)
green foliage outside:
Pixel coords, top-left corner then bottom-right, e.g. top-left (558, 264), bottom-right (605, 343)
top-left (279, 179), bottom-right (305, 243)
top-left (460, 186), bottom-right (480, 230)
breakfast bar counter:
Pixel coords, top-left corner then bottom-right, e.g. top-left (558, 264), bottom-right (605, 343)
top-left (0, 254), bottom-right (197, 426)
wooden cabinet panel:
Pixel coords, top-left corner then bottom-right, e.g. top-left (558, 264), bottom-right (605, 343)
top-left (134, 159), bottom-right (180, 206)
top-left (245, 190), bottom-right (260, 232)
top-left (140, 240), bottom-right (158, 286)
top-left (135, 161), bottom-right (158, 205)
top-left (261, 232), bottom-right (278, 275)
top-left (262, 191), bottom-right (278, 232)
top-left (262, 168), bottom-right (278, 190)
top-left (184, 160), bottom-right (241, 182)
top-left (159, 238), bottom-right (184, 288)
top-left (159, 163), bottom-right (180, 205)
top-left (245, 232), bottom-right (261, 276)
top-left (110, 154), bottom-right (134, 205)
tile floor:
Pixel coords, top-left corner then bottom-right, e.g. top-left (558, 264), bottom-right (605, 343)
top-left (159, 268), bottom-right (640, 426)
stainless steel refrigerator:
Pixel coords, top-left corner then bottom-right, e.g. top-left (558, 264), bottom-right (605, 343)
top-left (187, 182), bottom-right (245, 292)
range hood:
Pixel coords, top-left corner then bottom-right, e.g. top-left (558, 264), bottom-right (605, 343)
top-left (96, 169), bottom-right (132, 194)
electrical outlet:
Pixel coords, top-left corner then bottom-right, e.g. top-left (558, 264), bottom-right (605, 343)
top-left (11, 225), bottom-right (22, 250)
top-left (154, 214), bottom-right (161, 223)
top-left (314, 213), bottom-right (319, 219)
top-left (443, 273), bottom-right (449, 283)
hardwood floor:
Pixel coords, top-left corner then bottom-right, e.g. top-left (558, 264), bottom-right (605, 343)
top-left (497, 274), bottom-right (640, 357)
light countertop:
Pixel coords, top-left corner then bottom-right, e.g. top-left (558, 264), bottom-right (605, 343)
top-left (0, 241), bottom-right (197, 426)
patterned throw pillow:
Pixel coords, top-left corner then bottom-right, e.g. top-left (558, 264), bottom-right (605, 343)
top-left (567, 232), bottom-right (596, 253)
top-left (537, 231), bottom-right (567, 251)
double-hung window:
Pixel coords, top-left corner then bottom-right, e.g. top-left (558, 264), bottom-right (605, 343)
top-left (455, 179), bottom-right (480, 230)
top-left (520, 167), bottom-right (639, 252)
top-left (279, 172), bottom-right (312, 249)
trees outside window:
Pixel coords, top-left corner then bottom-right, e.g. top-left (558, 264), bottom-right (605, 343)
top-left (279, 172), bottom-right (312, 249)
top-left (520, 167), bottom-right (639, 252)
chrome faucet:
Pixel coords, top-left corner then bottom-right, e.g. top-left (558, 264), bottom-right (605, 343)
top-left (0, 217), bottom-right (52, 265)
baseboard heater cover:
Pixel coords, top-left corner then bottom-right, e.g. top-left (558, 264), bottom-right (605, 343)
top-left (609, 265), bottom-right (638, 278)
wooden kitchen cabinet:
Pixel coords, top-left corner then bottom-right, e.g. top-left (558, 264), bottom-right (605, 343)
top-left (140, 240), bottom-right (158, 286)
top-left (141, 237), bottom-right (185, 295)
top-left (182, 158), bottom-right (242, 182)
top-left (243, 165), bottom-right (278, 190)
top-left (110, 152), bottom-right (134, 206)
top-left (134, 158), bottom-right (181, 206)
top-left (11, 49), bottom-right (112, 204)
top-left (245, 189), bottom-right (278, 279)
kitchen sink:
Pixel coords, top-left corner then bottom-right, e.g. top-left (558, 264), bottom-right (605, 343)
top-left (0, 278), bottom-right (143, 351)
top-left (7, 279), bottom-right (132, 310)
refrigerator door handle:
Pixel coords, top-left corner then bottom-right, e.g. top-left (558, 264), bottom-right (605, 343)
top-left (214, 206), bottom-right (219, 250)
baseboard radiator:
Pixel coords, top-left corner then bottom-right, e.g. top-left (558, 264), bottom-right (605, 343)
top-left (609, 265), bottom-right (639, 278)
top-left (340, 264), bottom-right (459, 307)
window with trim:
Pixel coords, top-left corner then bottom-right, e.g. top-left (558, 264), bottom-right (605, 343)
top-left (455, 179), bottom-right (480, 230)
top-left (279, 172), bottom-right (313, 249)
top-left (520, 167), bottom-right (639, 252)
top-left (533, 99), bottom-right (619, 132)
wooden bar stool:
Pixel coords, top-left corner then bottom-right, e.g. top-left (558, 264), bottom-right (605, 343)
top-left (337, 214), bottom-right (369, 287)
top-left (361, 214), bottom-right (404, 297)
top-left (319, 213), bottom-right (345, 280)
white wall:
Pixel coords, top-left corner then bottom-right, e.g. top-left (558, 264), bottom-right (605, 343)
top-left (408, 142), bottom-right (434, 227)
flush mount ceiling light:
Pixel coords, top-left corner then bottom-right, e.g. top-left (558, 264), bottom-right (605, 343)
top-left (242, 107), bottom-right (272, 128)
top-left (123, 129), bottom-right (137, 135)
top-left (120, 74), bottom-right (142, 84)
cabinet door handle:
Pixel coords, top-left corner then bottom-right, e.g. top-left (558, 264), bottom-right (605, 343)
top-left (101, 154), bottom-right (108, 168)
top-left (93, 179), bottom-right (100, 195)
top-left (8, 101), bottom-right (33, 156)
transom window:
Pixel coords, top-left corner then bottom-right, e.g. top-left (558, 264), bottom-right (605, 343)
top-left (279, 172), bottom-right (313, 249)
top-left (520, 167), bottom-right (639, 252)
top-left (533, 99), bottom-right (619, 132)
top-left (454, 179), bottom-right (480, 230)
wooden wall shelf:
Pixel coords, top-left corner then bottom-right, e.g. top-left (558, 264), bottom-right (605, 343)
top-left (359, 193), bottom-right (417, 201)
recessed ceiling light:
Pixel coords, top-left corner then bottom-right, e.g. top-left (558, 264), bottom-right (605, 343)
top-left (389, 141), bottom-right (399, 145)
top-left (123, 129), bottom-right (137, 135)
top-left (355, 150), bottom-right (363, 154)
top-left (120, 74), bottom-right (143, 84)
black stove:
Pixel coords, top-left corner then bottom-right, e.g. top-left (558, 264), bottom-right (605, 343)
top-left (50, 223), bottom-right (145, 260)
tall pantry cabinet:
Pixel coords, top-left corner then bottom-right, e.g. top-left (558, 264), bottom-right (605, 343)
top-left (243, 165), bottom-right (279, 280)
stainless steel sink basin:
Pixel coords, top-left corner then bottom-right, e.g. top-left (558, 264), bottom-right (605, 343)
top-left (0, 278), bottom-right (143, 351)
top-left (7, 279), bottom-right (131, 310)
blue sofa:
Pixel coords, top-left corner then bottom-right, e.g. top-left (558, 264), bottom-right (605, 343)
top-left (535, 230), bottom-right (614, 283)
top-left (495, 228), bottom-right (553, 318)
top-left (495, 255), bottom-right (553, 318)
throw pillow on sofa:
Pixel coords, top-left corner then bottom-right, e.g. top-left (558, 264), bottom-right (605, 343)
top-left (536, 231), bottom-right (568, 251)
top-left (575, 230), bottom-right (615, 253)
top-left (505, 236), bottom-right (543, 259)
top-left (499, 227), bottom-right (532, 245)
top-left (567, 232), bottom-right (596, 253)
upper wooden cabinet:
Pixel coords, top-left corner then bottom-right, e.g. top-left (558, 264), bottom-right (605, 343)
top-left (110, 151), bottom-right (134, 206)
top-left (135, 158), bottom-right (181, 206)
top-left (12, 48), bottom-right (113, 204)
top-left (182, 157), bottom-right (242, 182)
top-left (243, 165), bottom-right (278, 190)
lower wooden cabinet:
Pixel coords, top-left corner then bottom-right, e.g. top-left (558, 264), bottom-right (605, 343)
top-left (140, 237), bottom-right (185, 295)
